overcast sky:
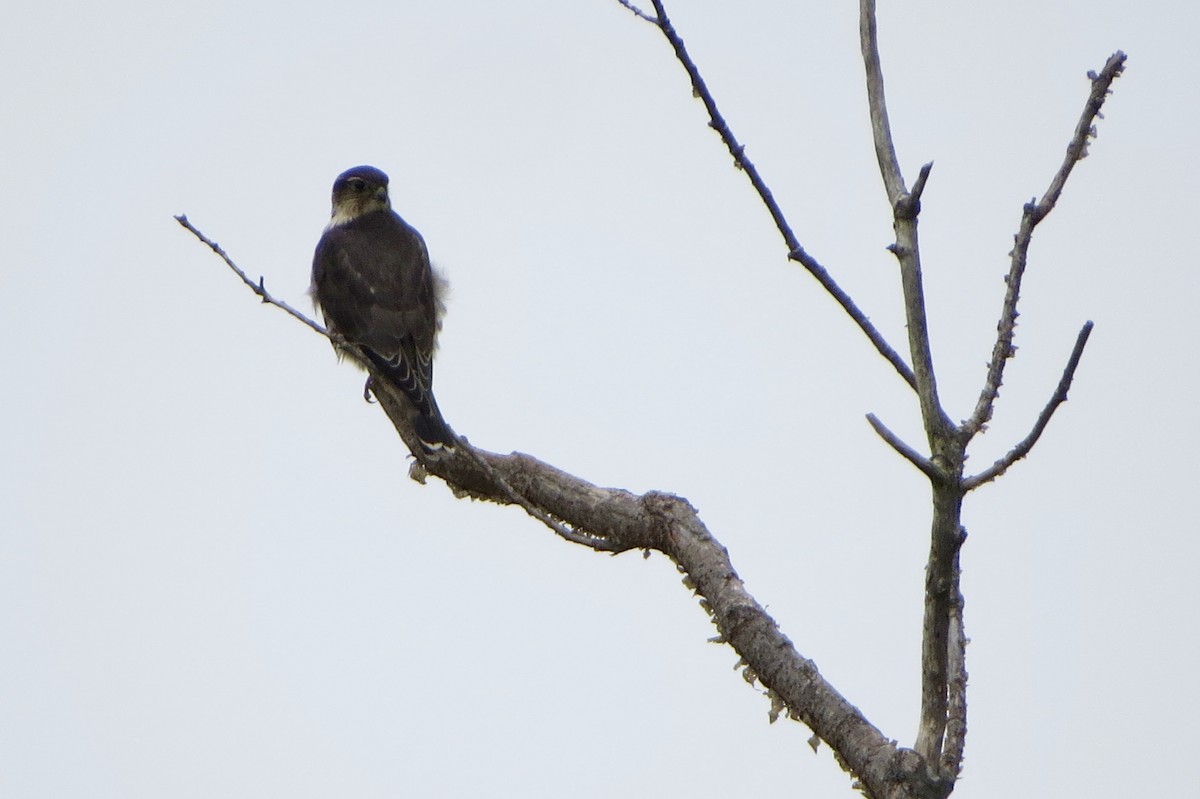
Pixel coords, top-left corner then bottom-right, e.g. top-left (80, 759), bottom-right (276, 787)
top-left (2, 1), bottom-right (1196, 797)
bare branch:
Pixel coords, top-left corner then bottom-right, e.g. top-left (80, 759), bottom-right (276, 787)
top-left (614, 0), bottom-right (656, 22)
top-left (907, 161), bottom-right (934, 212)
top-left (962, 52), bottom-right (1126, 440)
top-left (794, 251), bottom-right (917, 391)
top-left (623, 0), bottom-right (917, 390)
top-left (1036, 52), bottom-right (1127, 221)
top-left (645, 0), bottom-right (799, 253)
top-left (964, 321), bottom-right (1094, 490)
top-left (859, 3), bottom-right (953, 443)
top-left (175, 214), bottom-right (329, 339)
top-left (866, 413), bottom-right (941, 482)
top-left (859, 0), bottom-right (907, 204)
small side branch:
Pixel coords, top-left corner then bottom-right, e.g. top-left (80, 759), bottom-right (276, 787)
top-left (898, 161), bottom-right (934, 219)
top-left (964, 321), bottom-right (1094, 490)
top-left (962, 52), bottom-right (1125, 440)
top-left (866, 413), bottom-right (941, 482)
top-left (175, 214), bottom-right (329, 339)
top-left (791, 251), bottom-right (917, 390)
top-left (614, 0), bottom-right (656, 22)
top-left (646, 0), bottom-right (797, 251)
top-left (1035, 52), bottom-right (1128, 222)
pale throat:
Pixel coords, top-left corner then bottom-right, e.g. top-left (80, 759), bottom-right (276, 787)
top-left (328, 195), bottom-right (391, 228)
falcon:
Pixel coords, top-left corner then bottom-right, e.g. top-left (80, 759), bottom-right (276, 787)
top-left (311, 165), bottom-right (456, 454)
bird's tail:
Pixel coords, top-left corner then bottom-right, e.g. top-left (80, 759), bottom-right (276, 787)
top-left (363, 351), bottom-right (457, 455)
top-left (411, 404), bottom-right (457, 456)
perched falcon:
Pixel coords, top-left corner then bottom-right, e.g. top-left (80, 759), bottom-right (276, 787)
top-left (311, 165), bottom-right (456, 454)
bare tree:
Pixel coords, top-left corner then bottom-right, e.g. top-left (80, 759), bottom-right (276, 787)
top-left (178, 2), bottom-right (1125, 796)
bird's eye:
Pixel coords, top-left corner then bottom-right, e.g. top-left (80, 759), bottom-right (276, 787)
top-left (348, 179), bottom-right (365, 192)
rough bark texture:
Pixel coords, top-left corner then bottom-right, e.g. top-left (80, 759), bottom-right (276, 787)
top-left (370, 374), bottom-right (951, 799)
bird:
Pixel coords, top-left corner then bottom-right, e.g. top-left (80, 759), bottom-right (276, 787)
top-left (311, 165), bottom-right (456, 455)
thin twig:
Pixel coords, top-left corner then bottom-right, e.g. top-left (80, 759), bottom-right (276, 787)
top-left (614, 0), bottom-right (656, 22)
top-left (794, 251), bottom-right (917, 391)
top-left (627, 0), bottom-right (916, 391)
top-left (962, 53), bottom-right (1126, 440)
top-left (1036, 52), bottom-right (1128, 221)
top-left (175, 214), bottom-right (329, 338)
top-left (647, 0), bottom-right (796, 251)
top-left (866, 413), bottom-right (940, 482)
top-left (964, 321), bottom-right (1094, 490)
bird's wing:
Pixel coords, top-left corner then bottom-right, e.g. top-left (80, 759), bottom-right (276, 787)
top-left (312, 212), bottom-right (439, 413)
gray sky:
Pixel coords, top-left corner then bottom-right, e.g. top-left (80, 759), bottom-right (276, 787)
top-left (2, 1), bottom-right (1195, 797)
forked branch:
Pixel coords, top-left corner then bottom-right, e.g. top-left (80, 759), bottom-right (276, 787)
top-left (962, 53), bottom-right (1126, 440)
top-left (964, 322), bottom-right (1094, 490)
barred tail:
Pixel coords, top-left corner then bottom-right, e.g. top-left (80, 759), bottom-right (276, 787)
top-left (363, 350), bottom-right (457, 455)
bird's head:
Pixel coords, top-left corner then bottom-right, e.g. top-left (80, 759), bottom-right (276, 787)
top-left (328, 165), bottom-right (391, 226)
